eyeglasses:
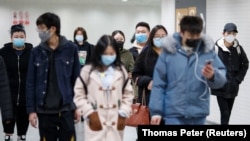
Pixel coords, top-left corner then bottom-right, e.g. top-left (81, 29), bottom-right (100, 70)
top-left (154, 34), bottom-right (167, 38)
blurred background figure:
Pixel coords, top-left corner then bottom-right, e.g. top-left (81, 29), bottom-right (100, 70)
top-left (129, 21), bottom-right (150, 62)
top-left (211, 23), bottom-right (249, 125)
top-left (73, 27), bottom-right (94, 67)
top-left (0, 24), bottom-right (33, 141)
top-left (112, 30), bottom-right (134, 78)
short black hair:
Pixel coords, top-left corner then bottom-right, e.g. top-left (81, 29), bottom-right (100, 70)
top-left (179, 15), bottom-right (203, 34)
top-left (135, 21), bottom-right (150, 31)
top-left (10, 24), bottom-right (25, 36)
top-left (36, 12), bottom-right (61, 35)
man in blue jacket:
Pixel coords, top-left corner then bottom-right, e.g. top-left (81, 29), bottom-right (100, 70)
top-left (149, 16), bottom-right (227, 125)
top-left (26, 12), bottom-right (80, 140)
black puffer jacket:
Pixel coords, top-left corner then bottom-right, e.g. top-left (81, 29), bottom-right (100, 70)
top-left (0, 56), bottom-right (13, 121)
top-left (211, 38), bottom-right (249, 98)
top-left (0, 42), bottom-right (33, 106)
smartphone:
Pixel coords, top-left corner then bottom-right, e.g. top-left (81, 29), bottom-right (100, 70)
top-left (205, 59), bottom-right (214, 65)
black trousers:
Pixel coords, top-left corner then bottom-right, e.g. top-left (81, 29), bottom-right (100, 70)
top-left (37, 111), bottom-right (76, 141)
top-left (216, 96), bottom-right (235, 125)
top-left (2, 105), bottom-right (29, 135)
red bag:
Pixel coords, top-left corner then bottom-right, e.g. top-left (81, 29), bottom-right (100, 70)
top-left (125, 89), bottom-right (150, 127)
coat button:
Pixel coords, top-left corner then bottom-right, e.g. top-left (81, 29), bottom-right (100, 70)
top-left (66, 61), bottom-right (69, 64)
top-left (42, 91), bottom-right (46, 94)
top-left (36, 63), bottom-right (40, 66)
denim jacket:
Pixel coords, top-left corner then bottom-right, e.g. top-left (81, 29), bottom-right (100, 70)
top-left (26, 36), bottom-right (80, 114)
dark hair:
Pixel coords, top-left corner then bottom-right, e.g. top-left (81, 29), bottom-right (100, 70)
top-left (10, 24), bottom-right (25, 36)
top-left (179, 15), bottom-right (203, 34)
top-left (130, 33), bottom-right (135, 43)
top-left (111, 30), bottom-right (125, 41)
top-left (73, 27), bottom-right (88, 43)
top-left (36, 12), bottom-right (61, 35)
top-left (135, 21), bottom-right (150, 32)
top-left (91, 35), bottom-right (122, 69)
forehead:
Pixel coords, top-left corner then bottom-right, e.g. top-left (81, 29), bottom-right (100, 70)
top-left (114, 33), bottom-right (124, 39)
top-left (12, 31), bottom-right (25, 36)
top-left (37, 24), bottom-right (47, 29)
top-left (103, 45), bottom-right (116, 54)
top-left (136, 26), bottom-right (149, 32)
top-left (76, 30), bottom-right (83, 34)
top-left (155, 28), bottom-right (167, 35)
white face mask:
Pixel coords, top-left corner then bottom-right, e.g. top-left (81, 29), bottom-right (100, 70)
top-left (224, 34), bottom-right (235, 43)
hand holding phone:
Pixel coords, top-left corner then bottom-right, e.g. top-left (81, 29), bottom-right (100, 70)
top-left (205, 59), bottom-right (214, 65)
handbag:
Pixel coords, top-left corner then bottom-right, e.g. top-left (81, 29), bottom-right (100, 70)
top-left (125, 89), bottom-right (150, 127)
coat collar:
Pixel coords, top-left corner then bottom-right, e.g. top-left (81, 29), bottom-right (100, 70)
top-left (162, 32), bottom-right (214, 54)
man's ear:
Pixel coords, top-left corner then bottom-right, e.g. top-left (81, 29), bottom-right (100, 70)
top-left (50, 26), bottom-right (56, 34)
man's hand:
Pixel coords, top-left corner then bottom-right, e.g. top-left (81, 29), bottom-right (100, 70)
top-left (29, 112), bottom-right (38, 128)
top-left (150, 116), bottom-right (162, 125)
top-left (74, 109), bottom-right (81, 123)
top-left (202, 63), bottom-right (214, 80)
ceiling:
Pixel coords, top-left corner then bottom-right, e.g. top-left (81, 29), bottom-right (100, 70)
top-left (1, 0), bottom-right (162, 6)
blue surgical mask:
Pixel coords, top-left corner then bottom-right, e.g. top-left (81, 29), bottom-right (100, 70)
top-left (13, 38), bottom-right (25, 47)
top-left (75, 35), bottom-right (84, 42)
top-left (101, 55), bottom-right (116, 66)
top-left (135, 33), bottom-right (147, 43)
top-left (39, 30), bottom-right (51, 43)
top-left (153, 38), bottom-right (163, 48)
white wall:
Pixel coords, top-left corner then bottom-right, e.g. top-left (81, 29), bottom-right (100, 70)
top-left (206, 0), bottom-right (250, 124)
top-left (0, 0), bottom-right (161, 49)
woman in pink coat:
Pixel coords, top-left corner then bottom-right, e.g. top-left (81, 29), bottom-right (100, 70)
top-left (74, 35), bottom-right (134, 141)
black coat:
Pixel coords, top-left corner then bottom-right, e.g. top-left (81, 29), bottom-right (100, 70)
top-left (211, 38), bottom-right (249, 98)
top-left (132, 46), bottom-right (159, 105)
top-left (0, 42), bottom-right (33, 106)
top-left (0, 56), bottom-right (13, 121)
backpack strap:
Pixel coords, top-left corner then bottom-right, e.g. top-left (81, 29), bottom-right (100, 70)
top-left (79, 75), bottom-right (88, 94)
top-left (122, 78), bottom-right (129, 94)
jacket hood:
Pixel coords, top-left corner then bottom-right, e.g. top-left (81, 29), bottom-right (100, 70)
top-left (39, 35), bottom-right (68, 50)
top-left (162, 32), bottom-right (214, 54)
top-left (215, 37), bottom-right (239, 52)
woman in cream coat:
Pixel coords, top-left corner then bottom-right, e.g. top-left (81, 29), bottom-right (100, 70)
top-left (74, 35), bottom-right (134, 141)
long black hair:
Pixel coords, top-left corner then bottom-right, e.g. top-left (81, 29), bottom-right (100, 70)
top-left (91, 34), bottom-right (123, 70)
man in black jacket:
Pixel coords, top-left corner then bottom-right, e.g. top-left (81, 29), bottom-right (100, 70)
top-left (211, 23), bottom-right (249, 125)
top-left (0, 56), bottom-right (13, 135)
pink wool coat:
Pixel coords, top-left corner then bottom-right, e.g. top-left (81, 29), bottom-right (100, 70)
top-left (74, 65), bottom-right (134, 141)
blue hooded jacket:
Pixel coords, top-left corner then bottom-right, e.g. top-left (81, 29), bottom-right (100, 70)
top-left (149, 33), bottom-right (227, 119)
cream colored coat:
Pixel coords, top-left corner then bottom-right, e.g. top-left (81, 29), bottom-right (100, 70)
top-left (74, 65), bottom-right (134, 141)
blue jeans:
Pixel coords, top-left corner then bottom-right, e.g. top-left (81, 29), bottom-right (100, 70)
top-left (164, 116), bottom-right (206, 125)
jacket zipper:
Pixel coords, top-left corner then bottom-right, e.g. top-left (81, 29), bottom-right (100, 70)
top-left (17, 55), bottom-right (21, 106)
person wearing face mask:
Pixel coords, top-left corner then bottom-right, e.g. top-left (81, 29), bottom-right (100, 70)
top-left (111, 30), bottom-right (134, 78)
top-left (149, 16), bottom-right (227, 125)
top-left (211, 23), bottom-right (249, 125)
top-left (73, 27), bottom-right (94, 67)
top-left (132, 25), bottom-right (167, 107)
top-left (26, 12), bottom-right (80, 141)
top-left (73, 35), bottom-right (134, 141)
top-left (129, 21), bottom-right (150, 62)
top-left (0, 24), bottom-right (33, 141)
